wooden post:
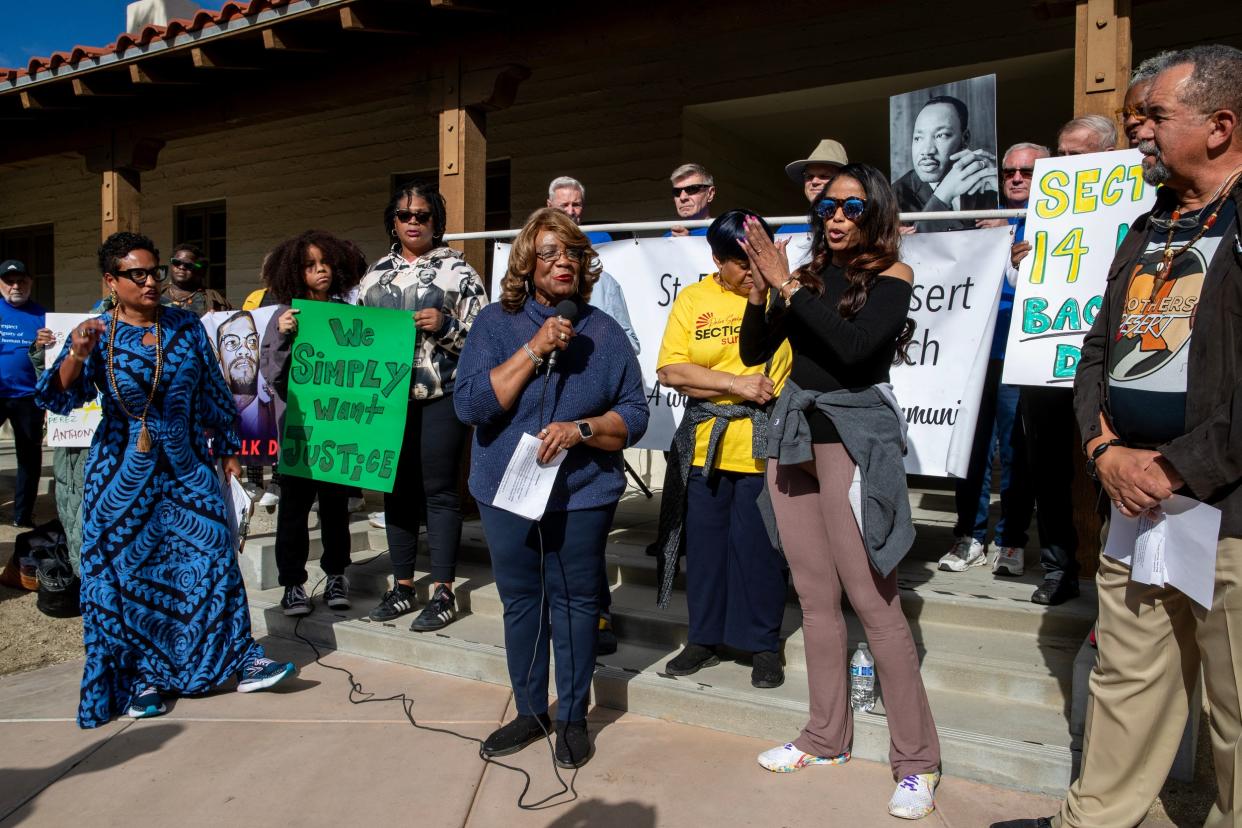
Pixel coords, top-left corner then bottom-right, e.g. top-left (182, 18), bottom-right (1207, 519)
top-left (438, 60), bottom-right (488, 273)
top-left (101, 168), bottom-right (142, 240)
top-left (1073, 0), bottom-right (1132, 134)
top-left (1068, 0), bottom-right (1132, 577)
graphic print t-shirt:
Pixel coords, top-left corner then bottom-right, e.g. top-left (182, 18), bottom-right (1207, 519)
top-left (657, 277), bottom-right (792, 473)
top-left (1107, 199), bottom-right (1236, 445)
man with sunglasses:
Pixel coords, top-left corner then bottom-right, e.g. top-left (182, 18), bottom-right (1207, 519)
top-left (941, 143), bottom-right (1048, 579)
top-left (1120, 52), bottom-right (1175, 148)
top-left (668, 163), bottom-right (716, 237)
top-left (163, 244), bottom-right (230, 317)
top-left (0, 259), bottom-right (46, 527)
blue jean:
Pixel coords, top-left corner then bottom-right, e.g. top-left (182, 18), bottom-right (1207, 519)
top-left (480, 503), bottom-right (615, 722)
top-left (954, 359), bottom-right (1033, 548)
top-left (685, 468), bottom-right (787, 653)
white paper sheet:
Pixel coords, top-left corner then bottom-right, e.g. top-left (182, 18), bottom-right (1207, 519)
top-left (493, 432), bottom-right (567, 521)
top-left (1102, 495), bottom-right (1220, 609)
top-left (219, 467), bottom-right (254, 553)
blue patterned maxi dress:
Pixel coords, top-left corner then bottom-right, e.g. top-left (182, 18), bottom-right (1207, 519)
top-left (36, 306), bottom-right (265, 728)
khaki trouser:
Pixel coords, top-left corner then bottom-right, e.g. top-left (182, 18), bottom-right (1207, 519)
top-left (1056, 535), bottom-right (1242, 828)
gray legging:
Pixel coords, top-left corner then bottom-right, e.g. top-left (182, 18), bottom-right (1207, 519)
top-left (53, 446), bottom-right (88, 576)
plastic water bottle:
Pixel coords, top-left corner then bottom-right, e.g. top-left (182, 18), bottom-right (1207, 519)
top-left (849, 642), bottom-right (876, 713)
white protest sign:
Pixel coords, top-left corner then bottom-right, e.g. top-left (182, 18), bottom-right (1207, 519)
top-left (43, 313), bottom-right (102, 447)
top-left (492, 228), bottom-right (1008, 477)
top-left (1002, 149), bottom-right (1156, 386)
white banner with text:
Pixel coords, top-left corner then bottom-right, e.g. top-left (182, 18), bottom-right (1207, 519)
top-left (491, 228), bottom-right (1009, 477)
top-left (1002, 149), bottom-right (1157, 386)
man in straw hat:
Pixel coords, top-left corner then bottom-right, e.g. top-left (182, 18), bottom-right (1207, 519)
top-left (780, 139), bottom-right (849, 234)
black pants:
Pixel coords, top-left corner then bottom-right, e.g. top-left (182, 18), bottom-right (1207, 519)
top-left (275, 474), bottom-right (352, 587)
top-left (0, 395), bottom-right (44, 524)
top-left (1018, 385), bottom-right (1079, 580)
top-left (386, 393), bottom-right (467, 583)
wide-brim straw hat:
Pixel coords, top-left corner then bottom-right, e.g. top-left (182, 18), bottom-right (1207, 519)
top-left (785, 139), bottom-right (849, 183)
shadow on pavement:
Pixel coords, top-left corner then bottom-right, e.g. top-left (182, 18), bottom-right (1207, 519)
top-left (0, 721), bottom-right (183, 827)
top-left (545, 797), bottom-right (658, 827)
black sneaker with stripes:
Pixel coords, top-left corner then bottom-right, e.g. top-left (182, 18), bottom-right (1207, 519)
top-left (410, 584), bottom-right (457, 632)
top-left (367, 584), bottom-right (416, 622)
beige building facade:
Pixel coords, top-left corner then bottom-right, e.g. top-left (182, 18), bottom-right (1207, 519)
top-left (2, 0), bottom-right (1240, 312)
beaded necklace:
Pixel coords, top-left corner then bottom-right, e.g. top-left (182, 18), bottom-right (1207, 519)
top-left (1149, 170), bottom-right (1242, 302)
top-left (106, 307), bottom-right (164, 453)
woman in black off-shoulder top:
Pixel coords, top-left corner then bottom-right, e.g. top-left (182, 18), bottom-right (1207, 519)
top-left (738, 164), bottom-right (942, 821)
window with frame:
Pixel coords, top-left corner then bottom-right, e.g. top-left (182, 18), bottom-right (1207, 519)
top-left (174, 201), bottom-right (227, 294)
top-left (0, 224), bottom-right (54, 310)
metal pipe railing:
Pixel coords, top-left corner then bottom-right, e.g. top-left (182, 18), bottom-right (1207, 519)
top-left (442, 209), bottom-right (1028, 242)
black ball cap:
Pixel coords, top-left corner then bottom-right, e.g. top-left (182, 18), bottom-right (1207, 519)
top-left (0, 260), bottom-right (28, 279)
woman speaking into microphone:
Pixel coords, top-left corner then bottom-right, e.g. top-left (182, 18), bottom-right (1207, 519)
top-left (454, 208), bottom-right (647, 769)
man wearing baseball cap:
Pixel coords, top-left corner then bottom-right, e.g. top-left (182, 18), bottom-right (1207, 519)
top-left (0, 260), bottom-right (47, 527)
top-left (780, 139), bottom-right (849, 234)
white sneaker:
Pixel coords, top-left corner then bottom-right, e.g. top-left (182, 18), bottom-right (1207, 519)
top-left (757, 742), bottom-right (850, 773)
top-left (938, 537), bottom-right (987, 572)
top-left (992, 546), bottom-right (1025, 576)
top-left (368, 511), bottom-right (386, 529)
top-left (348, 496), bottom-right (366, 513)
top-left (256, 483), bottom-right (280, 507)
top-left (888, 771), bottom-right (940, 819)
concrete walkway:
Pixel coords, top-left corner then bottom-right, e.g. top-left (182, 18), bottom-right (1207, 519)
top-left (0, 638), bottom-right (1074, 828)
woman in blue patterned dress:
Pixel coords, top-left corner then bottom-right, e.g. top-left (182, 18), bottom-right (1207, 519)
top-left (37, 232), bottom-right (295, 728)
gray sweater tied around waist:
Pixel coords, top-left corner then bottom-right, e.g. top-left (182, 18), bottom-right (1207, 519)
top-left (760, 380), bottom-right (914, 578)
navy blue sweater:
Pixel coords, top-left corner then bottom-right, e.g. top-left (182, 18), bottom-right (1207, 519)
top-left (455, 298), bottom-right (649, 512)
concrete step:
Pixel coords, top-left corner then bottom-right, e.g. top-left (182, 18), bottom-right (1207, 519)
top-left (248, 586), bottom-right (1073, 796)
top-left (290, 555), bottom-right (1079, 712)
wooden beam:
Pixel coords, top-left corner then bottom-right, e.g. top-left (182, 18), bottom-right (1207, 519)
top-left (191, 45), bottom-right (265, 71)
top-left (102, 168), bottom-right (142, 240)
top-left (72, 76), bottom-right (137, 97)
top-left (338, 6), bottom-right (412, 34)
top-left (129, 62), bottom-right (195, 85)
top-left (461, 63), bottom-right (530, 112)
top-left (262, 28), bottom-right (328, 52)
top-left (1073, 0), bottom-right (1131, 129)
top-left (438, 60), bottom-right (487, 272)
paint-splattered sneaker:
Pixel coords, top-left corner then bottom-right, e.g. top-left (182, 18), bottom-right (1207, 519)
top-left (888, 771), bottom-right (940, 819)
top-left (757, 742), bottom-right (850, 772)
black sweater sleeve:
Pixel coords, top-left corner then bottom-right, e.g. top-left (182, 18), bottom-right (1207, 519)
top-left (739, 297), bottom-right (789, 366)
top-left (785, 277), bottom-right (912, 364)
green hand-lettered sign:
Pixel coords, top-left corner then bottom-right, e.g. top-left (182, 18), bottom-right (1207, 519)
top-left (278, 300), bottom-right (414, 492)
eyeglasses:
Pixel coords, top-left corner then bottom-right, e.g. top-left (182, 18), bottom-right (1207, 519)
top-left (395, 209), bottom-right (433, 225)
top-left (671, 184), bottom-right (711, 197)
top-left (114, 267), bottom-right (167, 286)
top-left (534, 245), bottom-right (587, 263)
top-left (220, 333), bottom-right (259, 354)
top-left (169, 257), bottom-right (202, 270)
top-left (1115, 106), bottom-right (1144, 120)
top-left (815, 196), bottom-right (867, 221)
top-left (1002, 167), bottom-right (1035, 179)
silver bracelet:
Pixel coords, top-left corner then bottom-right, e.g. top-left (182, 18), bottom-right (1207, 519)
top-left (522, 342), bottom-right (544, 368)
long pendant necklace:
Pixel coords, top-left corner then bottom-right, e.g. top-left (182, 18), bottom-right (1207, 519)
top-left (1148, 169), bottom-right (1242, 303)
top-left (106, 307), bottom-right (164, 453)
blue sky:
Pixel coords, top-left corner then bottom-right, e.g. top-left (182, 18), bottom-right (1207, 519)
top-left (0, 0), bottom-right (133, 69)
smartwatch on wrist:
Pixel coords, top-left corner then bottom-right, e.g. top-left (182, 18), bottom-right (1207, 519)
top-left (575, 420), bottom-right (593, 441)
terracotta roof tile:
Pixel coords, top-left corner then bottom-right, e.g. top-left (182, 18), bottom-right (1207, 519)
top-left (3, 0), bottom-right (297, 81)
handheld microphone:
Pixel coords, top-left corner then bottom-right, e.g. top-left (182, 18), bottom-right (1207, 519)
top-left (546, 299), bottom-right (579, 373)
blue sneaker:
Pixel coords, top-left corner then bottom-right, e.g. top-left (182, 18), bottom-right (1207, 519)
top-left (236, 657), bottom-right (296, 693)
top-left (127, 685), bottom-right (167, 719)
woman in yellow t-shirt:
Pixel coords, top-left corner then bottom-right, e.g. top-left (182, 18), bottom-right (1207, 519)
top-left (654, 210), bottom-right (793, 689)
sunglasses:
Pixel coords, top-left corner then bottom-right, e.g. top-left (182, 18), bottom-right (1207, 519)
top-left (395, 209), bottom-right (433, 225)
top-left (535, 246), bottom-right (587, 263)
top-left (671, 183), bottom-right (711, 197)
top-left (815, 196), bottom-right (867, 221)
top-left (170, 257), bottom-right (202, 270)
top-left (1115, 106), bottom-right (1144, 120)
top-left (114, 267), bottom-right (167, 286)
top-left (1002, 167), bottom-right (1035, 179)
